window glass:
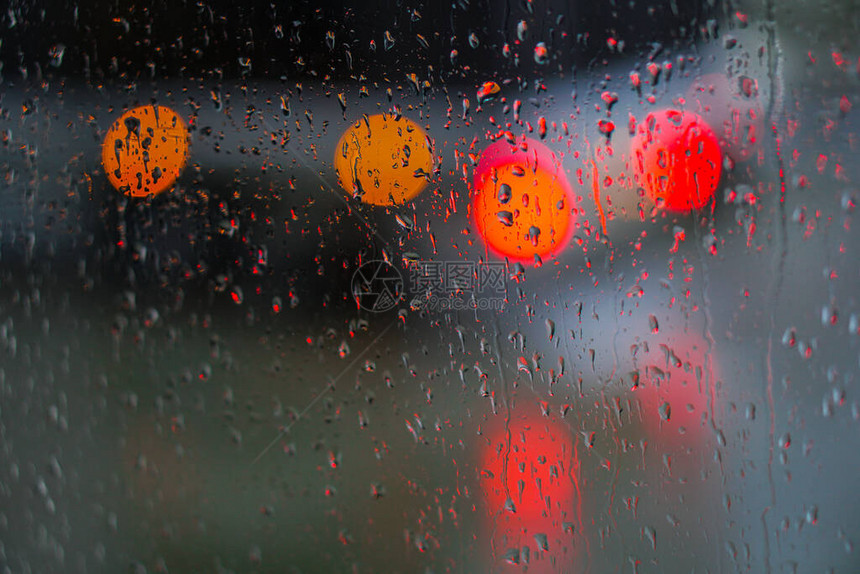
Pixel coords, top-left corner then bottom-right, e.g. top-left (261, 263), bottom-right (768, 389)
top-left (0, 1), bottom-right (858, 572)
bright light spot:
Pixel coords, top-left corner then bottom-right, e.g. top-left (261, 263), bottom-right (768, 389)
top-left (478, 412), bottom-right (580, 570)
top-left (472, 138), bottom-right (574, 261)
top-left (631, 109), bottom-right (721, 212)
top-left (334, 113), bottom-right (433, 206)
top-left (101, 105), bottom-right (189, 197)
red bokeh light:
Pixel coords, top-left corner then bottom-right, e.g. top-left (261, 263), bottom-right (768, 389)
top-left (630, 326), bottom-right (719, 444)
top-left (630, 109), bottom-right (722, 212)
top-left (478, 411), bottom-right (581, 571)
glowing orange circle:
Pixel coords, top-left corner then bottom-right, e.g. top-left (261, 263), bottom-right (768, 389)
top-left (630, 109), bottom-right (721, 212)
top-left (101, 105), bottom-right (189, 197)
top-left (472, 138), bottom-right (574, 261)
top-left (334, 114), bottom-right (433, 206)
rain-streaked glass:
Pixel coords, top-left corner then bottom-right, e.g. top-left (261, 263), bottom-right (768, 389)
top-left (0, 1), bottom-right (858, 573)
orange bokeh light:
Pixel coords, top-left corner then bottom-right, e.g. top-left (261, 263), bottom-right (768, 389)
top-left (101, 105), bottom-right (189, 197)
top-left (334, 113), bottom-right (433, 206)
top-left (472, 138), bottom-right (575, 262)
top-left (630, 109), bottom-right (721, 212)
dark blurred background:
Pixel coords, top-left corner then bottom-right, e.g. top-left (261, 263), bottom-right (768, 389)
top-left (0, 0), bottom-right (723, 83)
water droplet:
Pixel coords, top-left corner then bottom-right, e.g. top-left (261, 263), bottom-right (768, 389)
top-left (533, 42), bottom-right (549, 64)
top-left (598, 119), bottom-right (615, 136)
top-left (395, 214), bottom-right (414, 230)
top-left (477, 81), bottom-right (501, 104)
top-left (338, 341), bottom-right (351, 358)
top-left (517, 356), bottom-right (532, 378)
top-left (601, 91), bottom-right (619, 110)
top-left (821, 305), bottom-right (838, 326)
top-left (562, 521), bottom-right (575, 534)
top-left (545, 319), bottom-right (555, 341)
top-left (230, 286), bottom-right (243, 305)
top-left (644, 525), bottom-right (657, 550)
top-left (517, 21), bottom-right (528, 40)
top-left (503, 548), bottom-right (520, 565)
top-left (497, 211), bottom-right (514, 226)
top-left (497, 183), bottom-right (512, 204)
